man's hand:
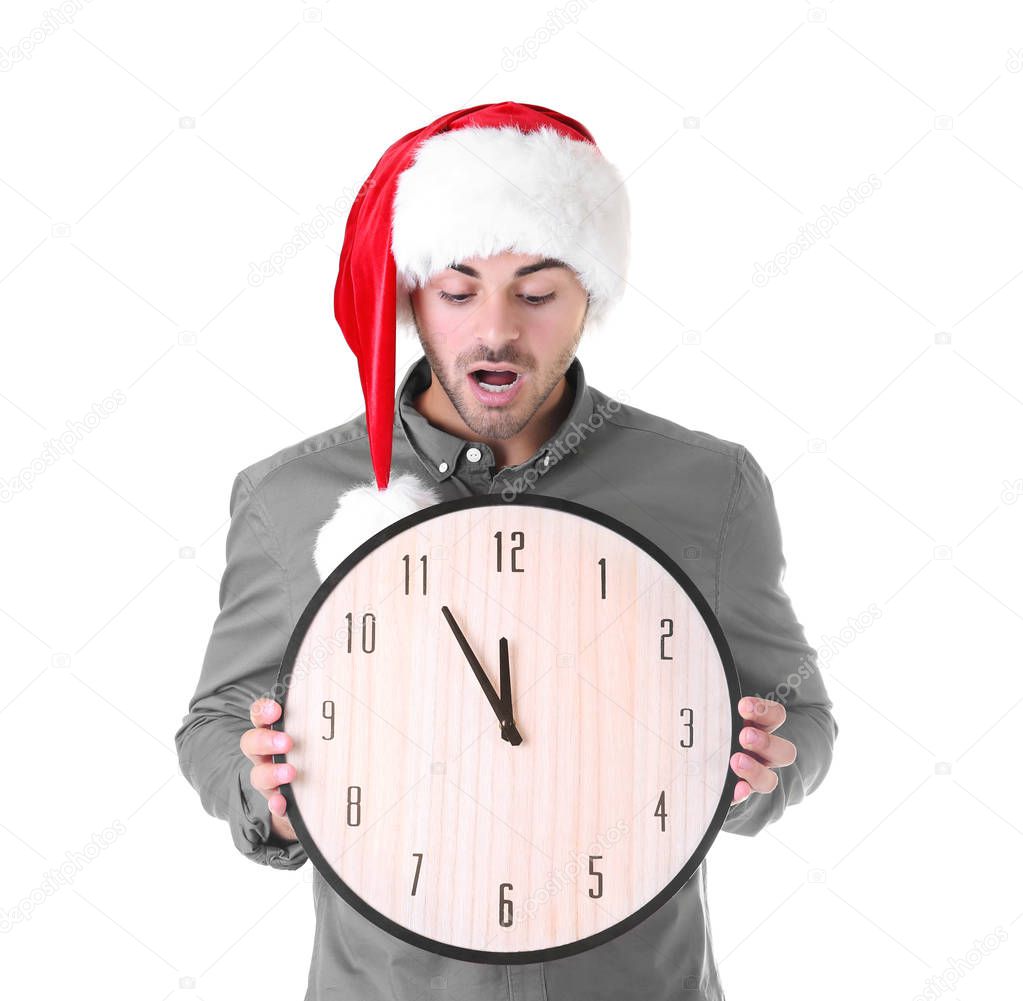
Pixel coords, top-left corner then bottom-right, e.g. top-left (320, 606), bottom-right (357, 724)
top-left (242, 697), bottom-right (297, 843)
top-left (731, 697), bottom-right (797, 805)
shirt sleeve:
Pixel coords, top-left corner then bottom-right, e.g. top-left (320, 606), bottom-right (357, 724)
top-left (174, 470), bottom-right (308, 870)
top-left (717, 447), bottom-right (838, 837)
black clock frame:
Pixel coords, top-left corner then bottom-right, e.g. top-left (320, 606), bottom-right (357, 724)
top-left (272, 492), bottom-right (743, 966)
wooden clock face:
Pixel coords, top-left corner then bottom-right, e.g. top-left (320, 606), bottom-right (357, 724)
top-left (274, 494), bottom-right (741, 964)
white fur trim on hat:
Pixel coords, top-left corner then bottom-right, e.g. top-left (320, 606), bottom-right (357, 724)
top-left (391, 124), bottom-right (630, 338)
top-left (313, 472), bottom-right (441, 583)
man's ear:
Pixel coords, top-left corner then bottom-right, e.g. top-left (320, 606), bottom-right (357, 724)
top-left (396, 285), bottom-right (420, 341)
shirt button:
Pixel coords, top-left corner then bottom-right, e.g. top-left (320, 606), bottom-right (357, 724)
top-left (466, 447), bottom-right (482, 463)
top-left (438, 461), bottom-right (449, 473)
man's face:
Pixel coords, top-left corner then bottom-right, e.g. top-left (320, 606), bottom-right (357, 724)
top-left (408, 252), bottom-right (589, 441)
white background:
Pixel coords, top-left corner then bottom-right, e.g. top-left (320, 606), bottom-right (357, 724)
top-left (2, 1), bottom-right (1021, 998)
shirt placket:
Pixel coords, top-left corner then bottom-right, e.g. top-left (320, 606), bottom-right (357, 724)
top-left (460, 442), bottom-right (495, 491)
top-left (507, 962), bottom-right (548, 1001)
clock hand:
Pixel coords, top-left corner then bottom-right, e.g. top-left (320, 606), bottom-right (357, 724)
top-left (441, 605), bottom-right (501, 710)
top-left (441, 605), bottom-right (522, 745)
top-left (498, 637), bottom-right (522, 745)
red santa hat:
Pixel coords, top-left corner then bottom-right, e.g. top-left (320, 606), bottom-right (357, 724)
top-left (314, 101), bottom-right (630, 581)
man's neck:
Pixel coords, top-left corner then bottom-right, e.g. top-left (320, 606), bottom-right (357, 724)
top-left (412, 368), bottom-right (574, 470)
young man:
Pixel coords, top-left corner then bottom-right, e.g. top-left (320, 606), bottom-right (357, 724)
top-left (176, 102), bottom-right (837, 1000)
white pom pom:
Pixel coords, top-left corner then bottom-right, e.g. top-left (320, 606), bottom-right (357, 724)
top-left (313, 472), bottom-right (441, 582)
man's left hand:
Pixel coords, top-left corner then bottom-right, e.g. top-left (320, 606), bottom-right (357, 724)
top-left (731, 697), bottom-right (797, 805)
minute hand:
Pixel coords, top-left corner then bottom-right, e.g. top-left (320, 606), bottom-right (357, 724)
top-left (441, 605), bottom-right (522, 745)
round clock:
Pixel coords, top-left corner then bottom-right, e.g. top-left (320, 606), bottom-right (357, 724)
top-left (273, 493), bottom-right (742, 964)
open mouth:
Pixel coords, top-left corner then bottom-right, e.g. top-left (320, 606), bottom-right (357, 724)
top-left (470, 368), bottom-right (522, 394)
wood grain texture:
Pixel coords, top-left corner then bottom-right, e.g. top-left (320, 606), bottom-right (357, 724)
top-left (282, 503), bottom-right (732, 955)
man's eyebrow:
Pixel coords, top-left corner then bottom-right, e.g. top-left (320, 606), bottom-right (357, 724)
top-left (446, 258), bottom-right (570, 279)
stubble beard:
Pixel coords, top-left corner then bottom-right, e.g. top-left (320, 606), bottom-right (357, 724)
top-left (417, 323), bottom-right (584, 442)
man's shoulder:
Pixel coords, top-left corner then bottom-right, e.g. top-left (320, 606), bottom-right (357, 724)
top-left (237, 410), bottom-right (370, 494)
top-left (592, 385), bottom-right (747, 465)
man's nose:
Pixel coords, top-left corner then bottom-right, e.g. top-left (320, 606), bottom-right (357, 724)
top-left (472, 286), bottom-right (520, 346)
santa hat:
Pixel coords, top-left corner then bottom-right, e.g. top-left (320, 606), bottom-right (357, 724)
top-left (314, 101), bottom-right (630, 581)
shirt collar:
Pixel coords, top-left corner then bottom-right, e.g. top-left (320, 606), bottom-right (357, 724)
top-left (394, 353), bottom-right (595, 483)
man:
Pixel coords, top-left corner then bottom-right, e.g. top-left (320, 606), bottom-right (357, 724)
top-left (176, 102), bottom-right (837, 1000)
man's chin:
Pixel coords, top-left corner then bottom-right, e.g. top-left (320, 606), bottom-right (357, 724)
top-left (459, 399), bottom-right (530, 441)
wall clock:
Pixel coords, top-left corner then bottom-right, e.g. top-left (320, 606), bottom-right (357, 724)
top-left (273, 493), bottom-right (742, 964)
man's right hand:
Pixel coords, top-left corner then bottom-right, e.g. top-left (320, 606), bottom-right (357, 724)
top-left (242, 697), bottom-right (298, 843)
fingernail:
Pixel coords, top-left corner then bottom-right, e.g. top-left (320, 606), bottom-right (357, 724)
top-left (741, 728), bottom-right (760, 747)
top-left (734, 753), bottom-right (750, 770)
top-left (276, 764), bottom-right (291, 781)
top-left (273, 734), bottom-right (287, 750)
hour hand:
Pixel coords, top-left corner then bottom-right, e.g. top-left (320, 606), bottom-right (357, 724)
top-left (498, 637), bottom-right (522, 745)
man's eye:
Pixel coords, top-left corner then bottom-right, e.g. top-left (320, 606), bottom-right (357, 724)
top-left (437, 290), bottom-right (556, 306)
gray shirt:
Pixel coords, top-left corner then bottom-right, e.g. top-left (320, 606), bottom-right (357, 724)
top-left (175, 352), bottom-right (838, 1000)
